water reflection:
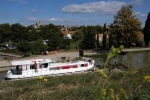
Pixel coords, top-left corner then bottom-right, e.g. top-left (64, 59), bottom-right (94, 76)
top-left (93, 52), bottom-right (150, 69)
top-left (0, 72), bottom-right (6, 80)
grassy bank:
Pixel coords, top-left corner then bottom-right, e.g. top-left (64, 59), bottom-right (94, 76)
top-left (0, 65), bottom-right (150, 100)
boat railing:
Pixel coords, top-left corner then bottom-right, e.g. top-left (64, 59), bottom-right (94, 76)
top-left (9, 59), bottom-right (95, 76)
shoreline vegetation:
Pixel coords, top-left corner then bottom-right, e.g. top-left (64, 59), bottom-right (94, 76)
top-left (0, 65), bottom-right (150, 99)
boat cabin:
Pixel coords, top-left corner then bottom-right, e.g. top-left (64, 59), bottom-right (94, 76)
top-left (10, 59), bottom-right (51, 75)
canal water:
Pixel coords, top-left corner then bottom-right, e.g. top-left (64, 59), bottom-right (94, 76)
top-left (93, 52), bottom-right (150, 69)
top-left (0, 71), bottom-right (6, 80)
top-left (0, 52), bottom-right (150, 80)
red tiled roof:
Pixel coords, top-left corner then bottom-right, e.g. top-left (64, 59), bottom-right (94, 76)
top-left (61, 31), bottom-right (75, 35)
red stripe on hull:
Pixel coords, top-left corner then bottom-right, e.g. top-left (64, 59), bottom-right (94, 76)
top-left (84, 63), bottom-right (88, 67)
top-left (73, 65), bottom-right (78, 68)
top-left (56, 66), bottom-right (60, 70)
top-left (62, 66), bottom-right (70, 69)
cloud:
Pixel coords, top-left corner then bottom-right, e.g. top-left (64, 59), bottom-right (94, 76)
top-left (62, 1), bottom-right (126, 14)
top-left (8, 0), bottom-right (27, 3)
top-left (48, 18), bottom-right (87, 23)
top-left (26, 17), bottom-right (88, 23)
top-left (135, 12), bottom-right (147, 17)
top-left (30, 9), bottom-right (38, 13)
top-left (141, 14), bottom-right (147, 17)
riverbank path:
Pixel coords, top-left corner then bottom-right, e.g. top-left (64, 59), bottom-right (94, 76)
top-left (121, 47), bottom-right (150, 52)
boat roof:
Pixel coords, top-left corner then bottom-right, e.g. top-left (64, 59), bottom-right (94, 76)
top-left (11, 59), bottom-right (51, 66)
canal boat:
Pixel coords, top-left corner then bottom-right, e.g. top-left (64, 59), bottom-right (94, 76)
top-left (5, 58), bottom-right (95, 80)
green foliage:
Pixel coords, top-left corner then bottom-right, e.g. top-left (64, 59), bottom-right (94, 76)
top-left (31, 39), bottom-right (48, 54)
top-left (143, 12), bottom-right (150, 46)
top-left (40, 24), bottom-right (63, 40)
top-left (17, 40), bottom-right (32, 55)
top-left (110, 4), bottom-right (142, 48)
top-left (72, 30), bottom-right (84, 49)
top-left (103, 23), bottom-right (107, 49)
top-left (11, 23), bottom-right (28, 43)
top-left (61, 37), bottom-right (72, 49)
top-left (39, 24), bottom-right (64, 51)
top-left (0, 23), bottom-right (11, 43)
top-left (48, 34), bottom-right (63, 51)
top-left (27, 29), bottom-right (41, 42)
top-left (17, 39), bottom-right (49, 55)
top-left (72, 30), bottom-right (83, 42)
top-left (80, 26), bottom-right (97, 49)
top-left (95, 25), bottom-right (103, 48)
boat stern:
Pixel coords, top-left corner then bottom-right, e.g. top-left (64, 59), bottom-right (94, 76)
top-left (87, 60), bottom-right (95, 71)
top-left (5, 69), bottom-right (12, 80)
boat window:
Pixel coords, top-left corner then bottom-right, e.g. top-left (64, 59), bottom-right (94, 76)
top-left (42, 63), bottom-right (48, 68)
top-left (30, 65), bottom-right (34, 69)
top-left (22, 65), bottom-right (27, 70)
top-left (49, 67), bottom-right (56, 70)
top-left (81, 64), bottom-right (84, 67)
top-left (39, 64), bottom-right (44, 69)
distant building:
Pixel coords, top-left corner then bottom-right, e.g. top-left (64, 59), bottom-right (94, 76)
top-left (61, 31), bottom-right (75, 39)
top-left (30, 21), bottom-right (42, 29)
top-left (96, 34), bottom-right (109, 41)
top-left (43, 39), bottom-right (48, 44)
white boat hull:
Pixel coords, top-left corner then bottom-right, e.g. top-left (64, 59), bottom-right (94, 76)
top-left (5, 59), bottom-right (95, 80)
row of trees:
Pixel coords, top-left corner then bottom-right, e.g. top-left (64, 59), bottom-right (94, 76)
top-left (0, 23), bottom-right (105, 53)
top-left (0, 4), bottom-right (149, 55)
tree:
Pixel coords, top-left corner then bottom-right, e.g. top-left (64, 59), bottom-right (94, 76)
top-left (48, 34), bottom-right (63, 51)
top-left (31, 39), bottom-right (48, 54)
top-left (110, 4), bottom-right (142, 47)
top-left (143, 12), bottom-right (150, 46)
top-left (11, 23), bottom-right (28, 43)
top-left (95, 25), bottom-right (103, 48)
top-left (61, 37), bottom-right (72, 49)
top-left (27, 29), bottom-right (36, 42)
top-left (40, 24), bottom-right (64, 51)
top-left (102, 23), bottom-right (107, 49)
top-left (72, 30), bottom-right (84, 49)
top-left (40, 24), bottom-right (63, 40)
top-left (0, 23), bottom-right (11, 43)
top-left (80, 26), bottom-right (96, 49)
top-left (17, 40), bottom-right (32, 55)
top-left (27, 29), bottom-right (41, 42)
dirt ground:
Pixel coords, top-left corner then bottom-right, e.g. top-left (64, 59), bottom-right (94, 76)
top-left (0, 50), bottom-right (96, 68)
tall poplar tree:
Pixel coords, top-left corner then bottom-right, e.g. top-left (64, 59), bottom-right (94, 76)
top-left (95, 25), bottom-right (103, 48)
top-left (143, 12), bottom-right (150, 46)
top-left (102, 23), bottom-right (107, 49)
top-left (110, 4), bottom-right (142, 47)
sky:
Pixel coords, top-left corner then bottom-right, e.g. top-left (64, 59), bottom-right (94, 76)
top-left (0, 0), bottom-right (149, 27)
